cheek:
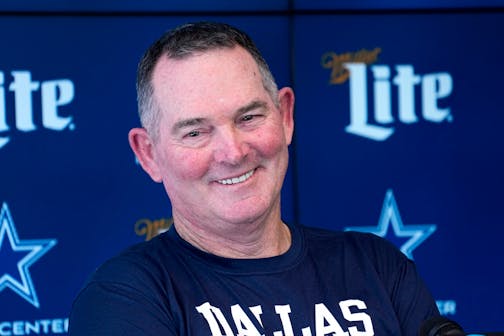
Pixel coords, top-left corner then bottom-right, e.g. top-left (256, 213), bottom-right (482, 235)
top-left (256, 124), bottom-right (288, 159)
top-left (160, 149), bottom-right (211, 181)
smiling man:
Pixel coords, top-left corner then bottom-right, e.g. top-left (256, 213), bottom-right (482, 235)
top-left (130, 44), bottom-right (294, 259)
top-left (69, 22), bottom-right (440, 336)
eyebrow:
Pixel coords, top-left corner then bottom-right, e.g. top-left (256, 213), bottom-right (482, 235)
top-left (171, 99), bottom-right (269, 134)
top-left (236, 99), bottom-right (268, 115)
top-left (172, 117), bottom-right (205, 134)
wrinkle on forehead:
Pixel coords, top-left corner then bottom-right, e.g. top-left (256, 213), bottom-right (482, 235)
top-left (153, 47), bottom-right (262, 93)
top-left (151, 46), bottom-right (270, 125)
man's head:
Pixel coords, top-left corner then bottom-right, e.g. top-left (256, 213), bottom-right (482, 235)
top-left (129, 21), bottom-right (294, 230)
top-left (136, 21), bottom-right (279, 141)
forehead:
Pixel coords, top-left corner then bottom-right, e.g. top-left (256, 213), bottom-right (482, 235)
top-left (150, 46), bottom-right (268, 120)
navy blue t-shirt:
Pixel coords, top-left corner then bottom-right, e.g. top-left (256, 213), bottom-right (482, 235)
top-left (69, 224), bottom-right (439, 335)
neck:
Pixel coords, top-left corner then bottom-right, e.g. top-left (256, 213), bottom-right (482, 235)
top-left (173, 211), bottom-right (291, 259)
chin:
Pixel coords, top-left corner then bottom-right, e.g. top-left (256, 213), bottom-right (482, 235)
top-left (219, 212), bottom-right (262, 225)
top-left (217, 202), bottom-right (273, 225)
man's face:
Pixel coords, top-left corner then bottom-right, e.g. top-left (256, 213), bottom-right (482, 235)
top-left (143, 46), bottom-right (294, 227)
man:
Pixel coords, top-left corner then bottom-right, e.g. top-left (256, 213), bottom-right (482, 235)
top-left (69, 22), bottom-right (439, 335)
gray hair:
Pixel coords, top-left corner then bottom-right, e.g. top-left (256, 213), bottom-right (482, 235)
top-left (136, 21), bottom-right (279, 141)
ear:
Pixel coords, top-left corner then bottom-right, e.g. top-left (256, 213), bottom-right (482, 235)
top-left (128, 127), bottom-right (163, 183)
top-left (277, 87), bottom-right (295, 145)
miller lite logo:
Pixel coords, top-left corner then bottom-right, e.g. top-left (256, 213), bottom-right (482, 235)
top-left (0, 70), bottom-right (75, 149)
top-left (322, 48), bottom-right (453, 141)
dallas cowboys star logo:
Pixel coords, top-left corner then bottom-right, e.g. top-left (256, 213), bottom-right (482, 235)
top-left (0, 202), bottom-right (57, 308)
top-left (345, 189), bottom-right (436, 260)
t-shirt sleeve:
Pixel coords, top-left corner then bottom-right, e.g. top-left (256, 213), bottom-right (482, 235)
top-left (68, 245), bottom-right (178, 336)
top-left (387, 256), bottom-right (440, 334)
top-left (359, 232), bottom-right (440, 335)
top-left (68, 280), bottom-right (176, 336)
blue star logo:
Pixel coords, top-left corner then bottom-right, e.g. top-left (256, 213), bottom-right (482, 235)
top-left (345, 189), bottom-right (436, 260)
top-left (0, 202), bottom-right (57, 308)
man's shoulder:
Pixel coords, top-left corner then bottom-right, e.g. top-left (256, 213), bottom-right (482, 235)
top-left (299, 224), bottom-right (404, 260)
top-left (300, 224), bottom-right (388, 243)
top-left (87, 231), bottom-right (178, 286)
top-left (69, 233), bottom-right (179, 334)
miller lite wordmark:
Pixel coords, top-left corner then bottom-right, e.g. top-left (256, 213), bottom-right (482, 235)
top-left (344, 63), bottom-right (453, 141)
top-left (0, 70), bottom-right (75, 149)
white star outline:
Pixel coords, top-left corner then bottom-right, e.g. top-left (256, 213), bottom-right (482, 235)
top-left (345, 189), bottom-right (437, 260)
top-left (0, 202), bottom-right (57, 308)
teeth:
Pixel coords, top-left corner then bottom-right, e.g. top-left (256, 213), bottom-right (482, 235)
top-left (217, 169), bottom-right (255, 185)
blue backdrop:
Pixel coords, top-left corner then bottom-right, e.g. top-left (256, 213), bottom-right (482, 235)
top-left (0, 2), bottom-right (503, 335)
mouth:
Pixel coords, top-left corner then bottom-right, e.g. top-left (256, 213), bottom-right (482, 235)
top-left (216, 169), bottom-right (255, 185)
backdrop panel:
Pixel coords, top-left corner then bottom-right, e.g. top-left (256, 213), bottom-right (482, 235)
top-left (0, 1), bottom-right (288, 13)
top-left (292, 12), bottom-right (504, 332)
top-left (0, 15), bottom-right (292, 332)
top-left (294, 0), bottom-right (504, 10)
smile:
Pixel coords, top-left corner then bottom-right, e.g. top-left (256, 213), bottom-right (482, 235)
top-left (217, 169), bottom-right (255, 185)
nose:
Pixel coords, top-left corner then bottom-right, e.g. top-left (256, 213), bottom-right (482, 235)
top-left (213, 127), bottom-right (249, 165)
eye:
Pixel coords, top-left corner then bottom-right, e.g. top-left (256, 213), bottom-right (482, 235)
top-left (238, 112), bottom-right (266, 129)
top-left (186, 130), bottom-right (200, 137)
top-left (241, 113), bottom-right (264, 123)
top-left (241, 114), bottom-right (255, 122)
